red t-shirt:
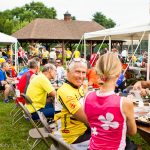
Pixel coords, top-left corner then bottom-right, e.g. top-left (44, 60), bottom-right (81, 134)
top-left (16, 70), bottom-right (34, 104)
top-left (90, 54), bottom-right (97, 67)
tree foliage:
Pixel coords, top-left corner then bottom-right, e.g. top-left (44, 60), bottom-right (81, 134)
top-left (0, 2), bottom-right (57, 35)
top-left (0, 2), bottom-right (116, 36)
top-left (92, 12), bottom-right (116, 28)
top-left (72, 16), bottom-right (76, 20)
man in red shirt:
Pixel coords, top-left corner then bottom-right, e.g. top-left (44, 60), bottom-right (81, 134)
top-left (16, 59), bottom-right (39, 104)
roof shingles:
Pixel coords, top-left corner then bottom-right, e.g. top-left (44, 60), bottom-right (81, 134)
top-left (12, 18), bottom-right (104, 40)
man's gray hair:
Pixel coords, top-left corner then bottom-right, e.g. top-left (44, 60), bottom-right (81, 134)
top-left (27, 59), bottom-right (38, 69)
top-left (67, 60), bottom-right (87, 71)
top-left (42, 63), bottom-right (56, 72)
top-left (1, 62), bottom-right (8, 68)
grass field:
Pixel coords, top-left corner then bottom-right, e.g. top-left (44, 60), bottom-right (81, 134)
top-left (0, 100), bottom-right (48, 150)
top-left (0, 100), bottom-right (150, 150)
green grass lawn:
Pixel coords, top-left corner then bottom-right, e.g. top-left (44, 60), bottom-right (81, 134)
top-left (0, 100), bottom-right (48, 150)
top-left (0, 100), bottom-right (150, 150)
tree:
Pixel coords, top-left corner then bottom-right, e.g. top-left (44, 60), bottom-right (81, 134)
top-left (0, 1), bottom-right (57, 34)
top-left (0, 15), bottom-right (6, 32)
top-left (72, 16), bottom-right (76, 20)
top-left (24, 2), bottom-right (57, 19)
top-left (3, 19), bottom-right (14, 34)
top-left (2, 10), bottom-right (13, 20)
top-left (92, 12), bottom-right (116, 28)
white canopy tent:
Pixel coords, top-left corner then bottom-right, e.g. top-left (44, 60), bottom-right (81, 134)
top-left (0, 32), bottom-right (18, 69)
top-left (84, 22), bottom-right (150, 80)
top-left (84, 22), bottom-right (150, 40)
top-left (0, 32), bottom-right (17, 43)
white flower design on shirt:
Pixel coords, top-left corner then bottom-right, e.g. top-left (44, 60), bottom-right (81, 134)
top-left (98, 112), bottom-right (119, 130)
top-left (91, 127), bottom-right (98, 135)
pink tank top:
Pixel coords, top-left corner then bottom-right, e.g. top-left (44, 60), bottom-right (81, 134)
top-left (84, 91), bottom-right (127, 150)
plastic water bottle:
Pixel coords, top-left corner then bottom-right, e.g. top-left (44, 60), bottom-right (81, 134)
top-left (116, 73), bottom-right (124, 87)
top-left (15, 88), bottom-right (20, 98)
top-left (83, 78), bottom-right (88, 93)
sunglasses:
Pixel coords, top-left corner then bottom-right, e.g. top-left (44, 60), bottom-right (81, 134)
top-left (56, 61), bottom-right (61, 64)
top-left (68, 58), bottom-right (87, 66)
top-left (71, 58), bottom-right (87, 63)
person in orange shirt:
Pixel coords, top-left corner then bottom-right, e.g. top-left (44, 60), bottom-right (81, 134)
top-left (7, 60), bottom-right (17, 78)
top-left (87, 67), bottom-right (101, 89)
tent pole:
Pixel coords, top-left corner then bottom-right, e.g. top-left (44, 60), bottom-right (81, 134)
top-left (67, 36), bottom-right (83, 66)
top-left (14, 42), bottom-right (18, 72)
top-left (123, 31), bottom-right (145, 75)
top-left (10, 44), bottom-right (13, 61)
top-left (109, 36), bottom-right (111, 52)
top-left (131, 36), bottom-right (133, 54)
top-left (84, 36), bottom-right (86, 59)
top-left (147, 34), bottom-right (150, 80)
top-left (90, 36), bottom-right (106, 67)
top-left (131, 36), bottom-right (133, 66)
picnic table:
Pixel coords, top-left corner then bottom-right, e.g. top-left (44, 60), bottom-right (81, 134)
top-left (129, 66), bottom-right (146, 72)
top-left (122, 87), bottom-right (150, 145)
top-left (137, 125), bottom-right (150, 145)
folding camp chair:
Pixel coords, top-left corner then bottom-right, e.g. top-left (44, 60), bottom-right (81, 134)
top-left (11, 93), bottom-right (38, 126)
top-left (21, 93), bottom-right (52, 125)
top-left (11, 104), bottom-right (24, 126)
top-left (20, 93), bottom-right (72, 150)
top-left (18, 102), bottom-right (51, 150)
top-left (38, 111), bottom-right (73, 150)
top-left (21, 93), bottom-right (33, 107)
top-left (10, 90), bottom-right (25, 126)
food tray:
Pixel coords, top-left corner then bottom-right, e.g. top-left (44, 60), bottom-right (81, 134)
top-left (136, 118), bottom-right (150, 127)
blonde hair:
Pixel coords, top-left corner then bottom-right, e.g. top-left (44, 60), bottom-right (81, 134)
top-left (96, 53), bottom-right (122, 81)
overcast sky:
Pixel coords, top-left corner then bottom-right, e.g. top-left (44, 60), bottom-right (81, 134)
top-left (0, 0), bottom-right (150, 26)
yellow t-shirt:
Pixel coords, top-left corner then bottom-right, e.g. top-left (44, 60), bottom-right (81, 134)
top-left (74, 50), bottom-right (80, 58)
top-left (32, 48), bottom-right (38, 56)
top-left (54, 82), bottom-right (87, 144)
top-left (66, 50), bottom-right (72, 59)
top-left (42, 50), bottom-right (49, 59)
top-left (0, 58), bottom-right (6, 63)
top-left (26, 74), bottom-right (54, 113)
top-left (7, 49), bottom-right (13, 57)
top-left (132, 55), bottom-right (137, 63)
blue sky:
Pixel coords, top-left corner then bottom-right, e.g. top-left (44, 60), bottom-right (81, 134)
top-left (0, 0), bottom-right (149, 26)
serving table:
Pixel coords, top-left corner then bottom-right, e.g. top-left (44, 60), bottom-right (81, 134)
top-left (137, 125), bottom-right (150, 145)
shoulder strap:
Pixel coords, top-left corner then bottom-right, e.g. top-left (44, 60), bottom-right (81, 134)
top-left (23, 71), bottom-right (31, 94)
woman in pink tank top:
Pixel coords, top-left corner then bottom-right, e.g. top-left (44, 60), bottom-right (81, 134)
top-left (84, 53), bottom-right (137, 150)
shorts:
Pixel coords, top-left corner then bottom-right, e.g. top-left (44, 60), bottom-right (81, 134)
top-left (66, 58), bottom-right (71, 61)
top-left (125, 136), bottom-right (137, 150)
top-left (72, 128), bottom-right (91, 144)
top-left (18, 57), bottom-right (23, 64)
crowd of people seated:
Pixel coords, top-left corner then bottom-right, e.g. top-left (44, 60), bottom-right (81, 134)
top-left (1, 44), bottom-right (149, 150)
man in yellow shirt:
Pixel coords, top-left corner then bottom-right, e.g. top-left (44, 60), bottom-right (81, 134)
top-left (66, 48), bottom-right (72, 61)
top-left (7, 47), bottom-right (13, 60)
top-left (26, 63), bottom-right (56, 120)
top-left (42, 46), bottom-right (49, 65)
top-left (74, 49), bottom-right (80, 58)
top-left (54, 58), bottom-right (90, 149)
